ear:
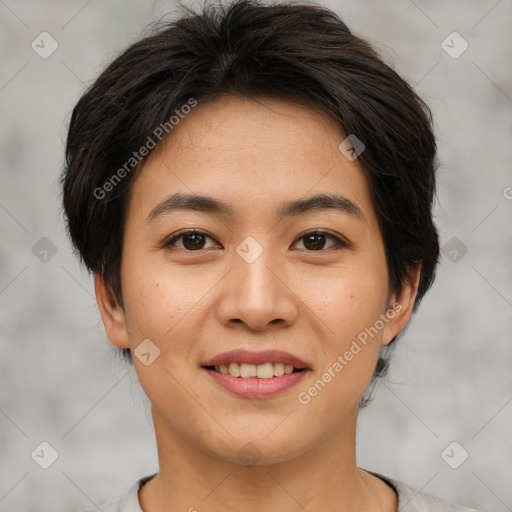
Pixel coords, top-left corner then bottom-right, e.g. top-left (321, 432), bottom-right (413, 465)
top-left (94, 273), bottom-right (130, 349)
top-left (381, 265), bottom-right (421, 346)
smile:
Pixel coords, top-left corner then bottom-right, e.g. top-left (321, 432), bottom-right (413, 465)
top-left (207, 362), bottom-right (305, 379)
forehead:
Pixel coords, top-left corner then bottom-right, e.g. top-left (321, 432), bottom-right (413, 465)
top-left (126, 95), bottom-right (377, 226)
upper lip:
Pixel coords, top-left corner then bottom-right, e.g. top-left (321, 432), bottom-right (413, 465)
top-left (201, 349), bottom-right (311, 370)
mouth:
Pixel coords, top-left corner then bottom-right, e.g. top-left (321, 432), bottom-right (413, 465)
top-left (200, 349), bottom-right (311, 398)
top-left (200, 349), bottom-right (311, 376)
top-left (203, 362), bottom-right (308, 379)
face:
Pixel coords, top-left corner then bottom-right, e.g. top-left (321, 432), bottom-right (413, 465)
top-left (96, 95), bottom-right (418, 465)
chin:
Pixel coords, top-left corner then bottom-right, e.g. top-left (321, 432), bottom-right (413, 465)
top-left (201, 428), bottom-right (311, 467)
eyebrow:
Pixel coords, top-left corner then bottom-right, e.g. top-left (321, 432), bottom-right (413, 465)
top-left (146, 192), bottom-right (365, 223)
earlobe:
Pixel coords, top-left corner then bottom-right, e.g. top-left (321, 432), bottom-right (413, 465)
top-left (94, 274), bottom-right (130, 349)
top-left (381, 266), bottom-right (421, 346)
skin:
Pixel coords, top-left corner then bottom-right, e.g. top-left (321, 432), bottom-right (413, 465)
top-left (95, 95), bottom-right (420, 512)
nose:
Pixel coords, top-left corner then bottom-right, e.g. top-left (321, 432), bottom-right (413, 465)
top-left (216, 248), bottom-right (299, 332)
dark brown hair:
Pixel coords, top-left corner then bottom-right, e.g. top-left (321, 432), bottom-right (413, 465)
top-left (61, 0), bottom-right (439, 400)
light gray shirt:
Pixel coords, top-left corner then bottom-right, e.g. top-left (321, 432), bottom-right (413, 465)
top-left (79, 471), bottom-right (480, 511)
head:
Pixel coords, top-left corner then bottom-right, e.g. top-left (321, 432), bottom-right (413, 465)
top-left (61, 0), bottom-right (439, 463)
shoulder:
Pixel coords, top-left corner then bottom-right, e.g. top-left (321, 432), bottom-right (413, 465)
top-left (77, 474), bottom-right (156, 512)
top-left (78, 495), bottom-right (122, 512)
top-left (77, 471), bottom-right (481, 512)
top-left (368, 470), bottom-right (480, 512)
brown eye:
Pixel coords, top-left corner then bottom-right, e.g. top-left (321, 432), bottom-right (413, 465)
top-left (163, 229), bottom-right (347, 252)
top-left (164, 230), bottom-right (220, 251)
top-left (293, 230), bottom-right (348, 251)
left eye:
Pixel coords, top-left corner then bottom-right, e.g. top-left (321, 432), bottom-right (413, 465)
top-left (292, 230), bottom-right (348, 251)
top-left (163, 229), bottom-right (347, 251)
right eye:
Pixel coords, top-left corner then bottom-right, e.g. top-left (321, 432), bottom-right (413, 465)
top-left (163, 229), bottom-right (222, 251)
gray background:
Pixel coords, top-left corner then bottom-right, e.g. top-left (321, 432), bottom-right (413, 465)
top-left (1, 0), bottom-right (511, 511)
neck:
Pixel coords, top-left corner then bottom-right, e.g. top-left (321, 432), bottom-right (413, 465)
top-left (138, 409), bottom-right (397, 512)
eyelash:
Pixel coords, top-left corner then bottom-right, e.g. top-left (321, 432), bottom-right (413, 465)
top-left (162, 229), bottom-right (349, 252)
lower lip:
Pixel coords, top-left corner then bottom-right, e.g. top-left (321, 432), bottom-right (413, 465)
top-left (202, 368), bottom-right (309, 398)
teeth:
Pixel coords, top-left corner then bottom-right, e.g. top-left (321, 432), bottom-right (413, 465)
top-left (273, 363), bottom-right (285, 376)
top-left (256, 363), bottom-right (273, 379)
top-left (214, 362), bottom-right (300, 378)
top-left (228, 362), bottom-right (241, 377)
top-left (240, 363), bottom-right (257, 378)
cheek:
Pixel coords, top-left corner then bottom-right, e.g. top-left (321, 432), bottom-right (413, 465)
top-left (299, 257), bottom-right (388, 344)
top-left (121, 256), bottom-right (201, 337)
top-left (120, 258), bottom-right (222, 393)
top-left (296, 275), bottom-right (386, 417)
top-left (121, 270), bottom-right (198, 402)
